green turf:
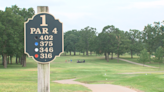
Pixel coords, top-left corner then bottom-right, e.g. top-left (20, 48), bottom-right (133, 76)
top-left (120, 56), bottom-right (164, 70)
top-left (0, 54), bottom-right (164, 92)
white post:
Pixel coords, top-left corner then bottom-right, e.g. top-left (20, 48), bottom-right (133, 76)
top-left (37, 6), bottom-right (50, 92)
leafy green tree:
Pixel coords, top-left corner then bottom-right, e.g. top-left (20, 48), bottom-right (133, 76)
top-left (125, 29), bottom-right (143, 58)
top-left (154, 46), bottom-right (164, 68)
top-left (93, 35), bottom-right (101, 55)
top-left (64, 30), bottom-right (79, 55)
top-left (79, 26), bottom-right (96, 56)
top-left (114, 29), bottom-right (130, 62)
top-left (102, 25), bottom-right (118, 59)
top-left (138, 49), bottom-right (149, 66)
top-left (0, 5), bottom-right (34, 68)
top-left (96, 32), bottom-right (111, 61)
top-left (88, 35), bottom-right (97, 55)
top-left (76, 38), bottom-right (85, 55)
top-left (142, 24), bottom-right (158, 60)
top-left (64, 31), bottom-right (73, 55)
top-left (0, 7), bottom-right (24, 68)
top-left (0, 10), bottom-right (5, 65)
top-left (10, 5), bottom-right (35, 67)
top-left (152, 22), bottom-right (164, 49)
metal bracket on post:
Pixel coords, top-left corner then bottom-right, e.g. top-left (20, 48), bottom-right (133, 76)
top-left (37, 6), bottom-right (50, 92)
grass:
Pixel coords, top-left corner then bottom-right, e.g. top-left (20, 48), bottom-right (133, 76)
top-left (0, 54), bottom-right (164, 92)
top-left (120, 54), bottom-right (164, 70)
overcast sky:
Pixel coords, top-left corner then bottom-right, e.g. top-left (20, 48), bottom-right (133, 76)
top-left (1, 0), bottom-right (164, 33)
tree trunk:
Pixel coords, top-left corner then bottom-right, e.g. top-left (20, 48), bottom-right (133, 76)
top-left (65, 52), bottom-right (66, 56)
top-left (16, 55), bottom-right (18, 64)
top-left (131, 50), bottom-right (133, 58)
top-left (149, 52), bottom-right (151, 63)
top-left (86, 48), bottom-right (88, 56)
top-left (83, 52), bottom-right (84, 55)
top-left (117, 53), bottom-right (119, 62)
top-left (20, 56), bottom-right (23, 65)
top-left (104, 53), bottom-right (107, 60)
top-left (74, 50), bottom-right (76, 55)
top-left (111, 52), bottom-right (113, 59)
top-left (2, 54), bottom-right (4, 65)
top-left (149, 54), bottom-right (151, 63)
top-left (10, 55), bottom-right (12, 64)
top-left (117, 41), bottom-right (119, 62)
top-left (3, 54), bottom-right (7, 68)
top-left (21, 55), bottom-right (24, 66)
top-left (70, 51), bottom-right (71, 55)
top-left (90, 51), bottom-right (92, 55)
top-left (79, 52), bottom-right (80, 55)
top-left (24, 55), bottom-right (26, 67)
top-left (106, 53), bottom-right (109, 62)
top-left (19, 57), bottom-right (21, 64)
top-left (22, 54), bottom-right (26, 67)
top-left (7, 56), bottom-right (9, 64)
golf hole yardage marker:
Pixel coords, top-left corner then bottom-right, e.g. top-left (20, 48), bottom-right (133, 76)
top-left (24, 6), bottom-right (63, 92)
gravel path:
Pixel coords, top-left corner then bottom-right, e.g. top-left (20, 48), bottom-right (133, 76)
top-left (53, 79), bottom-right (138, 92)
top-left (114, 58), bottom-right (158, 68)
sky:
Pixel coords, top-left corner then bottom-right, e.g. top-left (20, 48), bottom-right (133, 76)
top-left (1, 0), bottom-right (164, 33)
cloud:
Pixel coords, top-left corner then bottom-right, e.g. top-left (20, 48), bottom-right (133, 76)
top-left (118, 0), bottom-right (164, 9)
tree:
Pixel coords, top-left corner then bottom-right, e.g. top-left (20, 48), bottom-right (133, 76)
top-left (154, 46), bottom-right (164, 68)
top-left (64, 31), bottom-right (73, 55)
top-left (11, 5), bottom-right (35, 67)
top-left (96, 32), bottom-right (111, 61)
top-left (142, 24), bottom-right (158, 60)
top-left (79, 26), bottom-right (97, 56)
top-left (0, 5), bottom-right (35, 68)
top-left (152, 22), bottom-right (164, 49)
top-left (64, 30), bottom-right (79, 55)
top-left (102, 25), bottom-right (118, 59)
top-left (114, 29), bottom-right (130, 62)
top-left (138, 49), bottom-right (149, 66)
top-left (0, 7), bottom-right (24, 68)
top-left (125, 29), bottom-right (143, 58)
top-left (0, 10), bottom-right (5, 66)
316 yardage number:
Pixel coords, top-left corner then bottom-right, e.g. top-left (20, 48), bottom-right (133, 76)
top-left (40, 53), bottom-right (52, 59)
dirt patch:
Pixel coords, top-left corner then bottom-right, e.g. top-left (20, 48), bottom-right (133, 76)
top-left (53, 79), bottom-right (139, 92)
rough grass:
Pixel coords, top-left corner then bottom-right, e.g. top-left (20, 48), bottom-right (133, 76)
top-left (0, 54), bottom-right (164, 92)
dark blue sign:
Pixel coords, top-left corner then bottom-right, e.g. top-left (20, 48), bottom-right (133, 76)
top-left (24, 13), bottom-right (63, 63)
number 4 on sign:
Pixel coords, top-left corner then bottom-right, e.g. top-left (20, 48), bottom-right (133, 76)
top-left (52, 28), bottom-right (57, 34)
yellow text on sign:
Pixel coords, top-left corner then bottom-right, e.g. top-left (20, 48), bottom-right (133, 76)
top-left (30, 28), bottom-right (58, 34)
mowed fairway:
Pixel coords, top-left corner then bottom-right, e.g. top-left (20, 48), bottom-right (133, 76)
top-left (0, 55), bottom-right (164, 92)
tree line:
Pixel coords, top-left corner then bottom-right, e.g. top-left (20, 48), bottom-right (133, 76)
top-left (1, 5), bottom-right (164, 68)
top-left (0, 5), bottom-right (35, 68)
top-left (64, 23), bottom-right (164, 62)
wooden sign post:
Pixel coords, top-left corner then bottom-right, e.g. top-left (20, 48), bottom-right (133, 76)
top-left (24, 6), bottom-right (64, 92)
top-left (37, 6), bottom-right (50, 92)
